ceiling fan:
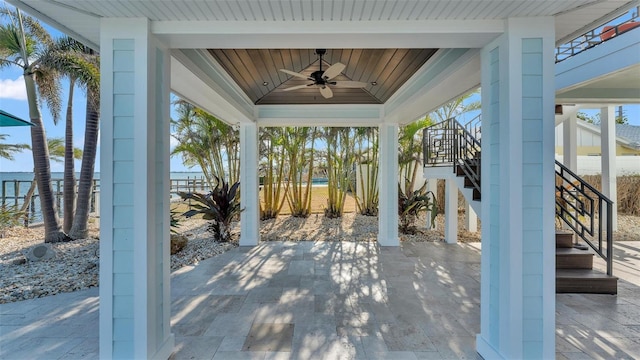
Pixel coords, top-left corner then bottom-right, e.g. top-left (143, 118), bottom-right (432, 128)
top-left (279, 49), bottom-right (368, 99)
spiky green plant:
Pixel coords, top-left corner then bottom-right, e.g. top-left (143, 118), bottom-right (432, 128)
top-left (178, 177), bottom-right (242, 243)
top-left (398, 182), bottom-right (437, 234)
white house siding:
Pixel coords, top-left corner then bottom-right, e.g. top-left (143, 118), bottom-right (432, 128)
top-left (99, 18), bottom-right (174, 360)
top-left (477, 18), bottom-right (555, 359)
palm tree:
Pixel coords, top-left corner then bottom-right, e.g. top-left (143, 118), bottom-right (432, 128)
top-left (20, 138), bottom-right (82, 217)
top-left (0, 134), bottom-right (29, 160)
top-left (0, 9), bottom-right (67, 242)
top-left (69, 83), bottom-right (99, 239)
top-left (399, 117), bottom-right (433, 194)
top-left (171, 100), bottom-right (240, 187)
top-left (41, 36), bottom-right (100, 238)
top-left (283, 127), bottom-right (317, 217)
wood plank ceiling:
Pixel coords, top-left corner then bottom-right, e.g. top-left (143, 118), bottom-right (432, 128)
top-left (208, 49), bottom-right (437, 105)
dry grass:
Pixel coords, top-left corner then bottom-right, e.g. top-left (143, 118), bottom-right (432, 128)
top-left (171, 186), bottom-right (358, 217)
top-left (581, 175), bottom-right (640, 216)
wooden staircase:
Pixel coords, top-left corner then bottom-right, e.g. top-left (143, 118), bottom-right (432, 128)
top-left (423, 117), bottom-right (617, 295)
top-left (555, 230), bottom-right (618, 294)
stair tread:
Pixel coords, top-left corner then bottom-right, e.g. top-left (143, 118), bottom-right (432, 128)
top-left (556, 248), bottom-right (594, 256)
top-left (556, 269), bottom-right (617, 279)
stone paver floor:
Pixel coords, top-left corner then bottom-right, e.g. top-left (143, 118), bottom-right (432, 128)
top-left (1, 241), bottom-right (640, 359)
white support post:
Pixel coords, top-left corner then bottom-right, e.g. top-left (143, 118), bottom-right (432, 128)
top-left (378, 123), bottom-right (399, 246)
top-left (425, 179), bottom-right (438, 230)
top-left (445, 179), bottom-right (458, 243)
top-left (476, 17), bottom-right (556, 360)
top-left (99, 18), bottom-right (174, 360)
top-left (464, 200), bottom-right (478, 233)
top-left (240, 122), bottom-right (260, 246)
top-left (563, 112), bottom-right (578, 172)
top-left (600, 107), bottom-right (618, 230)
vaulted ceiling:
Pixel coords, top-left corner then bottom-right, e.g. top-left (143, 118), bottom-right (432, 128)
top-left (209, 49), bottom-right (437, 105)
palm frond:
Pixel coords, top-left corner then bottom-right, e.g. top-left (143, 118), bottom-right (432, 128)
top-left (33, 66), bottom-right (62, 123)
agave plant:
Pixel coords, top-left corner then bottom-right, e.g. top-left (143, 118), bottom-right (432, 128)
top-left (398, 181), bottom-right (437, 234)
top-left (178, 177), bottom-right (242, 242)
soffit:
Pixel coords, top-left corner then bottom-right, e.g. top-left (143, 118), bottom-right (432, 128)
top-left (8, 1), bottom-right (636, 48)
top-left (208, 49), bottom-right (436, 105)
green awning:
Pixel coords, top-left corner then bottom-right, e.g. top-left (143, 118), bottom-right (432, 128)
top-left (0, 110), bottom-right (34, 127)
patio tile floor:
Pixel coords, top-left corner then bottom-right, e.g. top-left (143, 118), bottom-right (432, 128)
top-left (1, 241), bottom-right (639, 359)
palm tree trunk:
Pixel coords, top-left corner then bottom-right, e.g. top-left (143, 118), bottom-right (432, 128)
top-left (24, 73), bottom-right (67, 243)
top-left (63, 79), bottom-right (76, 233)
top-left (70, 89), bottom-right (99, 239)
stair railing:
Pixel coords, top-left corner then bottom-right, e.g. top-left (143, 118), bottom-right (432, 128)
top-left (454, 116), bottom-right (482, 196)
top-left (555, 161), bottom-right (614, 275)
top-left (555, 8), bottom-right (639, 62)
top-left (423, 118), bottom-right (456, 167)
top-left (464, 114), bottom-right (482, 141)
top-left (422, 116), bottom-right (482, 196)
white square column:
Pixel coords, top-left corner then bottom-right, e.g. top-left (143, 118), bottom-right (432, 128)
top-left (465, 202), bottom-right (478, 233)
top-left (99, 18), bottom-right (174, 359)
top-left (444, 179), bottom-right (459, 243)
top-left (563, 112), bottom-right (578, 172)
top-left (240, 122), bottom-right (260, 246)
top-left (477, 17), bottom-right (556, 359)
top-left (378, 123), bottom-right (399, 246)
top-left (600, 107), bottom-right (618, 230)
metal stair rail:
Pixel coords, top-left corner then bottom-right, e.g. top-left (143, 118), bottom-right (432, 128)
top-left (422, 116), bottom-right (481, 197)
top-left (555, 161), bottom-right (614, 276)
top-left (555, 8), bottom-right (639, 62)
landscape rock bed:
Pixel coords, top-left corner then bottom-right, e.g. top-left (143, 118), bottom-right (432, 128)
top-left (1, 213), bottom-right (638, 304)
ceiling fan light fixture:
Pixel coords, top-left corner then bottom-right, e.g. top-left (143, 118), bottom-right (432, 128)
top-left (279, 49), bottom-right (367, 99)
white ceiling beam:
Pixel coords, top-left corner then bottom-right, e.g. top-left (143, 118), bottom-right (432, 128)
top-left (256, 104), bottom-right (383, 127)
top-left (152, 19), bottom-right (503, 48)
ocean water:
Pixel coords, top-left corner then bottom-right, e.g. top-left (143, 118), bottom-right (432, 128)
top-left (0, 171), bottom-right (205, 223)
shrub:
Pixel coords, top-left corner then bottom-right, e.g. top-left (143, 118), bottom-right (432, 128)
top-left (178, 177), bottom-right (243, 242)
top-left (0, 205), bottom-right (25, 236)
top-left (581, 175), bottom-right (640, 216)
top-left (170, 208), bottom-right (181, 235)
top-left (398, 182), bottom-right (437, 234)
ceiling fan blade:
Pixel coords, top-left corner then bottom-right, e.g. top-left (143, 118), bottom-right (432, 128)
top-left (319, 86), bottom-right (333, 99)
top-left (332, 81), bottom-right (368, 88)
top-left (322, 62), bottom-right (346, 80)
top-left (283, 84), bottom-right (312, 91)
top-left (279, 69), bottom-right (310, 80)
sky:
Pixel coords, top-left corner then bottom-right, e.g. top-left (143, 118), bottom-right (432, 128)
top-left (0, 5), bottom-right (638, 173)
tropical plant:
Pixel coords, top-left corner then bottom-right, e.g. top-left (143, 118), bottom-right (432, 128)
top-left (283, 127), bottom-right (317, 217)
top-left (259, 127), bottom-right (288, 219)
top-left (171, 100), bottom-right (239, 187)
top-left (41, 36), bottom-right (100, 237)
top-left (399, 117), bottom-right (432, 195)
top-left (69, 82), bottom-right (99, 239)
top-left (353, 127), bottom-right (379, 216)
top-left (0, 8), bottom-right (66, 242)
top-left (0, 134), bottom-right (29, 160)
top-left (398, 182), bottom-right (437, 234)
top-left (431, 89), bottom-right (481, 122)
top-left (178, 177), bottom-right (242, 243)
top-left (19, 138), bottom-right (82, 220)
top-left (169, 208), bottom-right (181, 235)
top-left (0, 205), bottom-right (25, 234)
top-left (324, 127), bottom-right (357, 218)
